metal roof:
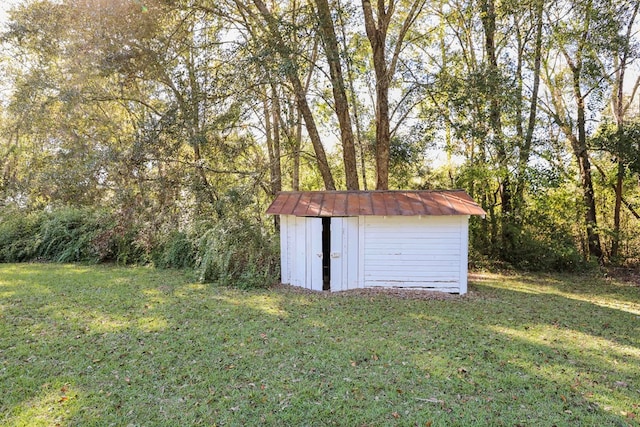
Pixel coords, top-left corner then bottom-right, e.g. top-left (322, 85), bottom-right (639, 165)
top-left (266, 190), bottom-right (486, 217)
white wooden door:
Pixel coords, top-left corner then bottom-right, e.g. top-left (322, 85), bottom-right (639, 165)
top-left (307, 218), bottom-right (324, 291)
top-left (330, 217), bottom-right (359, 291)
top-left (330, 218), bottom-right (344, 291)
top-left (292, 216), bottom-right (306, 287)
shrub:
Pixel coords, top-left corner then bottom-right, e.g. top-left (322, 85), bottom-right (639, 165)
top-left (195, 217), bottom-right (279, 289)
top-left (0, 205), bottom-right (280, 289)
top-left (0, 209), bottom-right (45, 262)
top-left (153, 230), bottom-right (196, 269)
top-left (37, 207), bottom-right (105, 262)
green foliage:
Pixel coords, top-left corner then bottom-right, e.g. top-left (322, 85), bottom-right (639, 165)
top-left (0, 205), bottom-right (279, 289)
top-left (0, 207), bottom-right (111, 263)
top-left (0, 209), bottom-right (45, 262)
top-left (195, 216), bottom-right (279, 289)
top-left (507, 184), bottom-right (592, 272)
top-left (152, 230), bottom-right (196, 270)
top-left (36, 207), bottom-right (104, 262)
top-left (592, 120), bottom-right (640, 174)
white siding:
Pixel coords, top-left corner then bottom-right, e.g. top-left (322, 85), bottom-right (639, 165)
top-left (279, 214), bottom-right (470, 294)
top-left (307, 218), bottom-right (323, 291)
top-left (330, 217), bottom-right (359, 291)
top-left (362, 216), bottom-right (468, 293)
top-left (292, 216), bottom-right (307, 288)
top-left (279, 215), bottom-right (291, 284)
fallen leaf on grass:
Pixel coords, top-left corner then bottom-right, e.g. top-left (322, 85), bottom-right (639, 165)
top-left (416, 397), bottom-right (443, 404)
top-left (391, 412), bottom-right (400, 419)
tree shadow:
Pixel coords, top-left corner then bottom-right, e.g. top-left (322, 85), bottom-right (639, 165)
top-left (1, 265), bottom-right (638, 426)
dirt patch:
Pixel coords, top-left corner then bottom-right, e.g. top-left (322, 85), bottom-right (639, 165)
top-left (607, 267), bottom-right (640, 287)
top-left (269, 283), bottom-right (464, 301)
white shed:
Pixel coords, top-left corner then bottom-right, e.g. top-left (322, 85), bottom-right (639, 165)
top-left (266, 190), bottom-right (486, 294)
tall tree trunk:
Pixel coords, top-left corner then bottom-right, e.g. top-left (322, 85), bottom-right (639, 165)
top-left (480, 0), bottom-right (512, 255)
top-left (610, 1), bottom-right (639, 259)
top-left (251, 0), bottom-right (336, 190)
top-left (271, 84), bottom-right (283, 194)
top-left (263, 85), bottom-right (282, 197)
top-left (337, 0), bottom-right (368, 189)
top-left (570, 74), bottom-right (603, 260)
top-left (545, 0), bottom-right (603, 261)
top-left (362, 0), bottom-right (391, 190)
top-left (314, 0), bottom-right (359, 190)
top-left (362, 0), bottom-right (426, 190)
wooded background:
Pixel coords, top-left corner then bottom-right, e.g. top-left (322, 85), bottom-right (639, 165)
top-left (1, 0), bottom-right (639, 276)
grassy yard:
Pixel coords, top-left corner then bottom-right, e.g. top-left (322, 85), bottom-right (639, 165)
top-left (0, 264), bottom-right (638, 426)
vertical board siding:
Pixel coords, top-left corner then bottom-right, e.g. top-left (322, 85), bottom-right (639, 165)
top-left (330, 217), bottom-right (359, 292)
top-left (293, 216), bottom-right (306, 288)
top-left (363, 216), bottom-right (466, 292)
top-left (280, 215), bottom-right (290, 284)
top-left (330, 218), bottom-right (344, 292)
top-left (345, 217), bottom-right (359, 290)
top-left (458, 216), bottom-right (470, 294)
top-left (308, 218), bottom-right (323, 291)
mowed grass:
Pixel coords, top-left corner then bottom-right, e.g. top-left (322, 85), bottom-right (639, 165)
top-left (0, 264), bottom-right (638, 426)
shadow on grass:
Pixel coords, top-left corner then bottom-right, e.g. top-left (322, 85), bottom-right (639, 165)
top-left (1, 264), bottom-right (638, 426)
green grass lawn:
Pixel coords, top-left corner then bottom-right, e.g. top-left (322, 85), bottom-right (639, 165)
top-left (0, 264), bottom-right (638, 426)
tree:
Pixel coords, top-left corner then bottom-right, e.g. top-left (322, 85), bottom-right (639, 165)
top-left (361, 0), bottom-right (427, 189)
top-left (245, 0), bottom-right (336, 190)
top-left (313, 0), bottom-right (359, 190)
top-left (540, 0), bottom-right (623, 261)
top-left (607, 0), bottom-right (640, 259)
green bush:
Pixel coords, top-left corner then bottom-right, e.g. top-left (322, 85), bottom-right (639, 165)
top-left (195, 217), bottom-right (279, 289)
top-left (153, 230), bottom-right (196, 269)
top-left (503, 229), bottom-right (589, 272)
top-left (37, 207), bottom-right (103, 262)
top-left (0, 205), bottom-right (279, 289)
top-left (0, 209), bottom-right (45, 262)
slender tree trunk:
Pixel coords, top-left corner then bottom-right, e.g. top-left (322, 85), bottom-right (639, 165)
top-left (314, 0), bottom-right (359, 190)
top-left (570, 71), bottom-right (603, 260)
top-left (514, 0), bottom-right (543, 216)
top-left (610, 1), bottom-right (639, 259)
top-left (480, 0), bottom-right (512, 255)
top-left (291, 38), bottom-right (319, 191)
top-left (271, 84), bottom-right (282, 194)
top-left (251, 0), bottom-right (336, 190)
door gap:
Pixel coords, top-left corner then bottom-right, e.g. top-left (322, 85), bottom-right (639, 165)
top-left (322, 217), bottom-right (331, 291)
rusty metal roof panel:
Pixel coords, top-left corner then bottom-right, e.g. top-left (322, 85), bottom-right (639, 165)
top-left (357, 192), bottom-right (373, 215)
top-left (266, 190), bottom-right (486, 217)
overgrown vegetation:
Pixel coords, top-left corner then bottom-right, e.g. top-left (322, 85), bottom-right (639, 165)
top-left (1, 0), bottom-right (639, 272)
top-left (0, 207), bottom-right (280, 288)
top-left (0, 264), bottom-right (638, 426)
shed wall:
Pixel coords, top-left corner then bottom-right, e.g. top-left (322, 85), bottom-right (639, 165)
top-left (362, 216), bottom-right (469, 293)
top-left (279, 215), bottom-right (469, 294)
